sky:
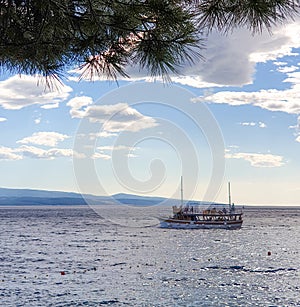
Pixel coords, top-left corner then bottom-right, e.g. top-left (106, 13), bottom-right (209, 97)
top-left (1, 19), bottom-right (300, 206)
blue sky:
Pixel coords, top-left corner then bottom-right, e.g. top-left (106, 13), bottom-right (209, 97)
top-left (1, 21), bottom-right (300, 205)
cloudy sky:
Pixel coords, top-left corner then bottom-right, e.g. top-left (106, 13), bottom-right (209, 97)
top-left (1, 19), bottom-right (300, 206)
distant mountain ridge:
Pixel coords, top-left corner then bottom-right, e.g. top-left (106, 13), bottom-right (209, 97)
top-left (0, 187), bottom-right (175, 206)
top-left (0, 187), bottom-right (81, 198)
top-left (0, 187), bottom-right (225, 207)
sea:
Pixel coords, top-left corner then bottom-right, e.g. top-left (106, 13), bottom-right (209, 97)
top-left (0, 205), bottom-right (299, 307)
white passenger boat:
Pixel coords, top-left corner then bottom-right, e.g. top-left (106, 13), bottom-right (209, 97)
top-left (160, 180), bottom-right (243, 230)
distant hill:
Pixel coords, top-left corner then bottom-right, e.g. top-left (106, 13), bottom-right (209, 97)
top-left (0, 188), bottom-right (176, 206)
top-left (112, 193), bottom-right (169, 206)
top-left (0, 187), bottom-right (103, 206)
top-left (0, 187), bottom-right (230, 207)
top-left (0, 187), bottom-right (82, 198)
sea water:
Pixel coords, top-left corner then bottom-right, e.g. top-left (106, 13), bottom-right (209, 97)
top-left (0, 206), bottom-right (299, 306)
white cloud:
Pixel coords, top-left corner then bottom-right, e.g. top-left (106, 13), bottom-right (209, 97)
top-left (277, 65), bottom-right (298, 73)
top-left (90, 103), bottom-right (158, 132)
top-left (90, 131), bottom-right (118, 139)
top-left (67, 96), bottom-right (93, 118)
top-left (273, 61), bottom-right (288, 66)
top-left (249, 22), bottom-right (300, 62)
top-left (17, 145), bottom-right (85, 160)
top-left (92, 152), bottom-right (111, 160)
top-left (225, 152), bottom-right (284, 167)
top-left (239, 121), bottom-right (267, 128)
top-left (259, 122), bottom-right (267, 128)
top-left (227, 145), bottom-right (239, 150)
top-left (193, 70), bottom-right (300, 114)
top-left (127, 153), bottom-right (138, 158)
top-left (0, 146), bottom-right (22, 160)
top-left (0, 75), bottom-right (72, 110)
top-left (96, 145), bottom-right (135, 151)
top-left (17, 132), bottom-right (70, 147)
top-left (75, 131), bottom-right (118, 141)
top-left (67, 97), bottom-right (158, 133)
top-left (40, 102), bottom-right (59, 109)
top-left (0, 143), bottom-right (84, 160)
top-left (171, 76), bottom-right (220, 89)
top-left (295, 116), bottom-right (300, 142)
top-left (240, 122), bottom-right (256, 126)
top-left (92, 145), bottom-right (139, 160)
top-left (0, 117), bottom-right (7, 122)
top-left (288, 116), bottom-right (300, 142)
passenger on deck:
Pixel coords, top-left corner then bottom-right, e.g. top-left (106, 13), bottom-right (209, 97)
top-left (231, 203), bottom-right (235, 213)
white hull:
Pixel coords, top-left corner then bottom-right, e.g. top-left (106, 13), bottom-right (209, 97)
top-left (160, 219), bottom-right (243, 230)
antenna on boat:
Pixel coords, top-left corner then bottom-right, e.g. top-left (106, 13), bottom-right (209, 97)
top-left (181, 176), bottom-right (184, 207)
top-left (228, 182), bottom-right (231, 206)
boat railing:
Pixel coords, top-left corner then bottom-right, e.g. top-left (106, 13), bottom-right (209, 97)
top-left (183, 212), bottom-right (243, 217)
top-left (173, 205), bottom-right (243, 217)
top-left (175, 206), bottom-right (243, 215)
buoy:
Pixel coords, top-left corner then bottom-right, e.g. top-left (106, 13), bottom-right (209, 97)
top-left (60, 271), bottom-right (66, 275)
top-left (267, 251), bottom-right (271, 256)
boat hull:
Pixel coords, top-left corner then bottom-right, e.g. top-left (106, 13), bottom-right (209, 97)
top-left (160, 219), bottom-right (243, 230)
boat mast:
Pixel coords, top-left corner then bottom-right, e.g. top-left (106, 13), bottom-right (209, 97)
top-left (228, 182), bottom-right (231, 206)
top-left (181, 176), bottom-right (184, 207)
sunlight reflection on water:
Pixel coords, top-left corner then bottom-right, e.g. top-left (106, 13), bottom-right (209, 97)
top-left (0, 206), bottom-right (299, 306)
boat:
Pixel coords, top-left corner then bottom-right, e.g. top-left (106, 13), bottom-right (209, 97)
top-left (160, 179), bottom-right (243, 229)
